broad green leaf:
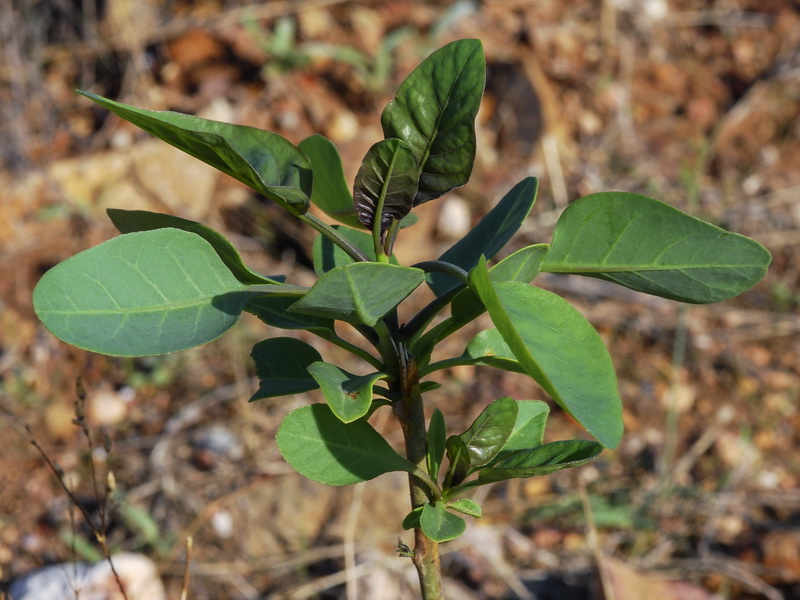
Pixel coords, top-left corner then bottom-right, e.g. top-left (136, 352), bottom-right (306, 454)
top-left (353, 138), bottom-right (419, 233)
top-left (503, 400), bottom-right (550, 452)
top-left (250, 337), bottom-right (322, 401)
top-left (298, 134), bottom-right (363, 229)
top-left (307, 362), bottom-right (386, 423)
top-left (80, 91), bottom-right (311, 214)
top-left (429, 177), bottom-right (539, 296)
top-left (107, 209), bottom-right (280, 285)
top-left (470, 261), bottom-right (623, 449)
top-left (312, 227), bottom-right (380, 275)
top-left (447, 498), bottom-right (482, 519)
top-left (542, 192), bottom-right (772, 303)
top-left (458, 397), bottom-right (517, 468)
top-left (245, 294), bottom-right (335, 334)
top-left (420, 501), bottom-right (467, 542)
top-left (427, 408), bottom-right (446, 481)
top-left (478, 440), bottom-right (604, 483)
top-left (276, 404), bottom-right (417, 485)
top-left (381, 39), bottom-right (485, 205)
top-left (289, 263), bottom-right (425, 326)
top-left (33, 228), bottom-right (267, 356)
top-left (444, 435), bottom-right (470, 487)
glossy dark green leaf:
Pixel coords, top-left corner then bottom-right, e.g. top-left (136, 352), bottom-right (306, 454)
top-left (80, 91), bottom-right (311, 214)
top-left (444, 435), bottom-right (470, 487)
top-left (503, 400), bottom-right (550, 452)
top-left (276, 404), bottom-right (417, 486)
top-left (478, 440), bottom-right (604, 483)
top-left (402, 507), bottom-right (423, 530)
top-left (542, 192), bottom-right (772, 303)
top-left (298, 134), bottom-right (363, 229)
top-left (245, 294), bottom-right (335, 334)
top-left (249, 337), bottom-right (322, 401)
top-left (458, 397), bottom-right (517, 468)
top-left (307, 362), bottom-right (386, 423)
top-left (381, 39), bottom-right (485, 205)
top-left (469, 261), bottom-right (623, 449)
top-left (33, 228), bottom-right (267, 356)
top-left (427, 408), bottom-right (446, 481)
top-left (289, 263), bottom-right (425, 326)
top-left (420, 501), bottom-right (467, 542)
top-left (447, 498), bottom-right (481, 519)
top-left (353, 139), bottom-right (419, 233)
top-left (107, 209), bottom-right (280, 285)
top-left (429, 177), bottom-right (539, 296)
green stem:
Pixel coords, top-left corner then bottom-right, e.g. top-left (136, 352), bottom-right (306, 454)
top-left (391, 343), bottom-right (443, 599)
top-left (298, 212), bottom-right (369, 262)
top-left (411, 261), bottom-right (469, 286)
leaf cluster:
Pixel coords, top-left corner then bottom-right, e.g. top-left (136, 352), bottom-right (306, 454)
top-left (32, 40), bottom-right (771, 544)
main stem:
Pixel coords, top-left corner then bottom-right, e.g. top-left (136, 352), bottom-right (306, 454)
top-left (393, 344), bottom-right (444, 599)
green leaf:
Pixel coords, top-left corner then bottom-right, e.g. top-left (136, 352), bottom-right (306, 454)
top-left (353, 138), bottom-right (419, 233)
top-left (79, 91), bottom-right (311, 214)
top-left (381, 39), bottom-right (485, 205)
top-left (447, 498), bottom-right (482, 519)
top-left (479, 440), bottom-right (604, 483)
top-left (469, 261), bottom-right (623, 449)
top-left (429, 177), bottom-right (539, 296)
top-left (503, 400), bottom-right (550, 452)
top-left (289, 263), bottom-right (425, 326)
top-left (542, 192), bottom-right (772, 304)
top-left (420, 501), bottom-right (467, 542)
top-left (444, 435), bottom-right (470, 488)
top-left (307, 362), bottom-right (386, 423)
top-left (458, 397), bottom-right (517, 468)
top-left (427, 408), bottom-right (446, 481)
top-left (312, 226), bottom-right (380, 275)
top-left (249, 337), bottom-right (322, 401)
top-left (276, 404), bottom-right (417, 486)
top-left (298, 134), bottom-right (363, 229)
top-left (33, 228), bottom-right (265, 356)
top-left (107, 209), bottom-right (281, 285)
top-left (245, 294), bottom-right (335, 334)
top-left (402, 507), bottom-right (423, 530)
top-left (462, 328), bottom-right (525, 374)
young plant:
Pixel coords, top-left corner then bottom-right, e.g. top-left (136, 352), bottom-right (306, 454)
top-left (33, 40), bottom-right (771, 599)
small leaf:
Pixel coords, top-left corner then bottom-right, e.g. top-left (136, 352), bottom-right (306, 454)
top-left (429, 177), bottom-right (539, 296)
top-left (353, 138), bottom-right (419, 233)
top-left (107, 209), bottom-right (280, 285)
top-left (503, 400), bottom-right (550, 452)
top-left (290, 263), bottom-right (425, 326)
top-left (447, 498), bottom-right (482, 519)
top-left (276, 404), bottom-right (417, 486)
top-left (250, 337), bottom-right (322, 401)
top-left (307, 362), bottom-right (386, 423)
top-left (458, 397), bottom-right (517, 468)
top-left (79, 91), bottom-right (311, 214)
top-left (427, 408), bottom-right (446, 481)
top-left (420, 502), bottom-right (467, 542)
top-left (381, 39), bottom-right (485, 205)
top-left (542, 192), bottom-right (772, 303)
top-left (462, 328), bottom-right (525, 374)
top-left (245, 294), bottom-right (335, 334)
top-left (470, 261), bottom-right (623, 449)
top-left (402, 507), bottom-right (423, 530)
top-left (33, 229), bottom-right (264, 356)
top-left (298, 134), bottom-right (363, 229)
top-left (312, 227), bottom-right (381, 275)
top-left (479, 440), bottom-right (604, 483)
top-left (444, 435), bottom-right (470, 487)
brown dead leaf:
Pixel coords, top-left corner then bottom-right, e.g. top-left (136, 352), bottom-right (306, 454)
top-left (599, 556), bottom-right (714, 600)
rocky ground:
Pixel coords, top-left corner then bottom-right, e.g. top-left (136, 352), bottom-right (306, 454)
top-left (1, 1), bottom-right (799, 599)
